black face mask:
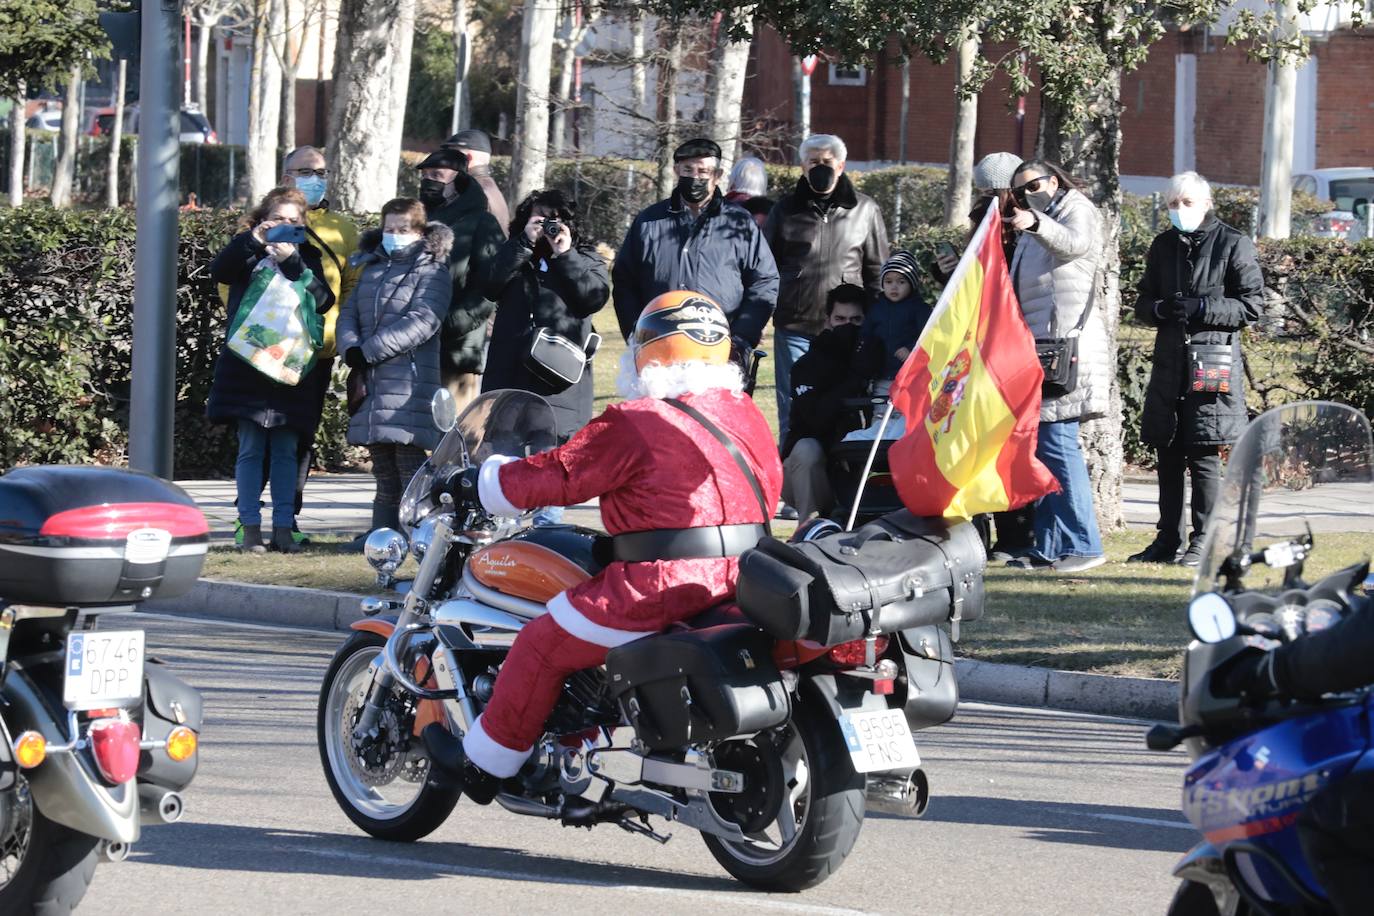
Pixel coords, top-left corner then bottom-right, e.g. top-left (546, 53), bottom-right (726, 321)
top-left (807, 164), bottom-right (836, 194)
top-left (676, 175), bottom-right (711, 204)
top-left (419, 178), bottom-right (451, 210)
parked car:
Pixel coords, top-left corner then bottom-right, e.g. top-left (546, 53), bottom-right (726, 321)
top-left (99, 105), bottom-right (218, 144)
top-left (24, 107), bottom-right (63, 131)
top-left (88, 108), bottom-right (117, 137)
top-left (1292, 167), bottom-right (1374, 238)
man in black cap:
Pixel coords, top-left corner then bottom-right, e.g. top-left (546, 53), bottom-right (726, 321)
top-left (442, 128), bottom-right (511, 233)
top-left (416, 147), bottom-right (505, 411)
top-left (612, 137), bottom-right (778, 349)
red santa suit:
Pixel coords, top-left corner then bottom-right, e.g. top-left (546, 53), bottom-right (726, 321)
top-left (463, 387), bottom-right (783, 776)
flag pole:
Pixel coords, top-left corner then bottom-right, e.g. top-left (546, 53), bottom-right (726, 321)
top-left (845, 400), bottom-right (896, 531)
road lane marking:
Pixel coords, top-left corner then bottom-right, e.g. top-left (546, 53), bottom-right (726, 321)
top-left (1084, 813), bottom-right (1193, 831)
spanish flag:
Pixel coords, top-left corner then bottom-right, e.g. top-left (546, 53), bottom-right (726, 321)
top-left (887, 206), bottom-right (1059, 519)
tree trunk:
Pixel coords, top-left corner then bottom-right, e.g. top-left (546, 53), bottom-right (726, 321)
top-left (450, 0), bottom-right (470, 134)
top-left (280, 65), bottom-right (297, 150)
top-left (327, 0), bottom-right (417, 212)
top-left (1258, 0), bottom-right (1299, 239)
top-left (792, 57), bottom-right (811, 152)
top-left (656, 21), bottom-right (684, 199)
top-left (195, 17), bottom-right (213, 118)
top-left (942, 26), bottom-right (979, 229)
top-left (7, 83), bottom-right (24, 207)
top-left (247, 0), bottom-right (284, 203)
top-left (278, 0), bottom-right (301, 151)
top-left (107, 59), bottom-right (128, 208)
top-left (705, 13), bottom-right (752, 173)
top-left (550, 12), bottom-right (576, 157)
top-left (629, 8), bottom-right (647, 155)
top-left (510, 0), bottom-right (556, 205)
top-left (1037, 61), bottom-right (1126, 532)
top-left (50, 65), bottom-right (83, 209)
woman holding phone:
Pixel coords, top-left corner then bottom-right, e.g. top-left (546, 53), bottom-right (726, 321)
top-left (207, 186), bottom-right (334, 553)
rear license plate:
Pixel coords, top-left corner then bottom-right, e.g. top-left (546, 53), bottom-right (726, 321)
top-left (838, 708), bottom-right (921, 774)
top-left (64, 630), bottom-right (145, 710)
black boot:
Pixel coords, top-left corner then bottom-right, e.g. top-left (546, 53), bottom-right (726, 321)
top-left (1127, 538), bottom-right (1183, 564)
top-left (421, 724), bottom-right (500, 805)
top-left (270, 526), bottom-right (301, 554)
top-left (238, 523), bottom-right (266, 554)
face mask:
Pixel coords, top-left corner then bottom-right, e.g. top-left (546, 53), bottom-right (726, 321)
top-left (676, 175), bottom-right (710, 204)
top-left (419, 178), bottom-right (451, 210)
top-left (807, 164), bottom-right (836, 194)
top-left (381, 232), bottom-right (419, 255)
top-left (1169, 205), bottom-right (1206, 233)
top-left (295, 176), bottom-right (327, 207)
top-left (1024, 185), bottom-right (1056, 211)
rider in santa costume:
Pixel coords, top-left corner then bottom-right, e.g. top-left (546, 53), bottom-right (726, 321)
top-left (425, 290), bottom-right (783, 801)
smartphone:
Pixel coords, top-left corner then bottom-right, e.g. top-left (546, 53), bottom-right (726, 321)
top-left (264, 224), bottom-right (306, 244)
top-left (936, 241), bottom-right (958, 261)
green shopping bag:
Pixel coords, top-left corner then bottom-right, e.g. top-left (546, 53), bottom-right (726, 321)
top-left (226, 262), bottom-right (325, 386)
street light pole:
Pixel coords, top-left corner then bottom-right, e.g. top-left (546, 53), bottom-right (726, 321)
top-left (129, 0), bottom-right (181, 478)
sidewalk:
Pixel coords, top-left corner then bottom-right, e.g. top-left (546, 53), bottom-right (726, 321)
top-left (175, 473), bottom-right (1169, 540)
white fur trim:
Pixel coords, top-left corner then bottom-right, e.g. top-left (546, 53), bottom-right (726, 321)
top-left (462, 714), bottom-right (530, 778)
top-left (546, 591), bottom-right (653, 649)
top-left (615, 351), bottom-right (745, 400)
top-left (477, 455), bottom-right (522, 517)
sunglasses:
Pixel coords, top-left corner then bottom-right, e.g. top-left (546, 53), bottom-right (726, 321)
top-left (1013, 176), bottom-right (1052, 195)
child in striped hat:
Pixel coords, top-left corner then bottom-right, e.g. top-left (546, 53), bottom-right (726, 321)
top-left (862, 249), bottom-right (931, 379)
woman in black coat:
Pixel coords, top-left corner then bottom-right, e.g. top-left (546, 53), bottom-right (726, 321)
top-left (1130, 171), bottom-right (1264, 567)
top-left (481, 189), bottom-right (610, 442)
top-left (207, 186), bottom-right (334, 553)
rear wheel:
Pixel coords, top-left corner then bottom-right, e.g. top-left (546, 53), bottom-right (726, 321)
top-left (318, 631), bottom-right (460, 841)
top-left (0, 776), bottom-right (98, 915)
top-left (702, 698), bottom-right (865, 891)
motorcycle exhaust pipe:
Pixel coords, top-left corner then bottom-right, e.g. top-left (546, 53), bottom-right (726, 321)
top-left (99, 839), bottom-right (132, 863)
top-left (494, 794), bottom-right (561, 819)
top-left (865, 768), bottom-right (930, 819)
top-left (138, 784), bottom-right (185, 825)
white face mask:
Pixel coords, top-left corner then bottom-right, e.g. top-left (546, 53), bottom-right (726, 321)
top-left (381, 232), bottom-right (420, 255)
top-left (1169, 204), bottom-right (1207, 233)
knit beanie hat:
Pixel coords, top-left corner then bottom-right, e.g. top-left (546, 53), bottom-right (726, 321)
top-left (880, 250), bottom-right (920, 294)
top-left (972, 152), bottom-right (1022, 192)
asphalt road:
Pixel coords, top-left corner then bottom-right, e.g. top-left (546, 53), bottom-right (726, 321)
top-left (85, 611), bottom-right (1196, 916)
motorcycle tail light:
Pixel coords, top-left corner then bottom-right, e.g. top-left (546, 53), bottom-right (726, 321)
top-left (89, 717), bottom-right (141, 784)
top-left (165, 726), bottom-right (197, 763)
top-left (827, 636), bottom-right (890, 668)
top-left (873, 678), bottom-right (896, 696)
top-left (13, 732), bottom-right (46, 769)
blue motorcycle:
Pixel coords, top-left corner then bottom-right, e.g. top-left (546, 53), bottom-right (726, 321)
top-left (1148, 401), bottom-right (1374, 915)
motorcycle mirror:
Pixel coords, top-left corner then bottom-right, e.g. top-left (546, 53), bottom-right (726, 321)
top-left (431, 388), bottom-right (458, 433)
top-left (1188, 592), bottom-right (1237, 643)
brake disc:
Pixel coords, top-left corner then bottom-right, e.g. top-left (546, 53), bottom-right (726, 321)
top-left (709, 739), bottom-right (786, 834)
top-left (342, 690), bottom-right (412, 787)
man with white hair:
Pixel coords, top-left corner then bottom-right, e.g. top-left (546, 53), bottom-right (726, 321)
top-left (612, 138), bottom-right (779, 351)
top-left (724, 155), bottom-right (774, 227)
top-left (765, 134), bottom-right (889, 444)
top-left (1130, 169), bottom-right (1263, 567)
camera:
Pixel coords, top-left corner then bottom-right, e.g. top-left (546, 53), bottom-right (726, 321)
top-left (541, 218), bottom-right (563, 238)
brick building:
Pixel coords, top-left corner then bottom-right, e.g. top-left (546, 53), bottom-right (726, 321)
top-left (743, 24), bottom-right (1374, 188)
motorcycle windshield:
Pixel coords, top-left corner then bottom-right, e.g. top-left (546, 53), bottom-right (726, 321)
top-left (401, 390), bottom-right (560, 529)
top-left (1193, 401), bottom-right (1374, 597)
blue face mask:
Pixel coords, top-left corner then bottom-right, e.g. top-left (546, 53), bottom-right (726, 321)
top-left (295, 176), bottom-right (327, 207)
top-left (381, 232), bottom-right (419, 255)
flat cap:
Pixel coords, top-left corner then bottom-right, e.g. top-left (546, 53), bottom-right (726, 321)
top-left (443, 128), bottom-right (492, 154)
top-left (415, 147), bottom-right (469, 172)
top-left (673, 137), bottom-right (722, 162)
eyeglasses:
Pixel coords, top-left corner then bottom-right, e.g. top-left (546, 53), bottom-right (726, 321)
top-left (288, 168), bottom-right (329, 178)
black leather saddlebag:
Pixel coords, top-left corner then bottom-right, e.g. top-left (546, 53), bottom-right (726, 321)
top-left (605, 624), bottom-right (790, 751)
top-left (898, 625), bottom-right (959, 730)
top-left (137, 663), bottom-right (203, 790)
top-left (736, 511), bottom-right (986, 648)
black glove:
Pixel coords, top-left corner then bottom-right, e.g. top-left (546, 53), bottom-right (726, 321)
top-left (1216, 650), bottom-right (1281, 700)
top-left (344, 347), bottom-right (367, 371)
top-left (438, 466), bottom-right (483, 511)
top-left (1176, 295), bottom-right (1205, 319)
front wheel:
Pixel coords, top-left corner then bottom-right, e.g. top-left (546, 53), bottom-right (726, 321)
top-left (702, 697), bottom-right (866, 891)
top-left (317, 631), bottom-right (460, 841)
top-left (0, 777), bottom-right (98, 915)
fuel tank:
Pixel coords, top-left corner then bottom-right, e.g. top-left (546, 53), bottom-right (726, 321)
top-left (467, 525), bottom-right (602, 603)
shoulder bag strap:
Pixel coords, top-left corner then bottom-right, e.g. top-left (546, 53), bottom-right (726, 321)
top-left (1068, 280), bottom-right (1096, 337)
top-left (306, 225), bottom-right (344, 278)
top-left (664, 398), bottom-right (772, 536)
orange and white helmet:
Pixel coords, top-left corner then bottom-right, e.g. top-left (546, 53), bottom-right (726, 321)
top-left (631, 291), bottom-right (732, 373)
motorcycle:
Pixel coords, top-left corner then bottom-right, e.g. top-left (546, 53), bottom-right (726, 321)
top-left (318, 390), bottom-right (984, 891)
top-left (0, 466), bottom-right (207, 913)
top-left (1147, 401), bottom-right (1374, 915)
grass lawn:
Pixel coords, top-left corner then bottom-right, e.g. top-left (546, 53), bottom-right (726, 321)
top-left (199, 525), bottom-right (1374, 680)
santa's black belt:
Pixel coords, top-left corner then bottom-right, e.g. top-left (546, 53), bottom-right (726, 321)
top-left (610, 524), bottom-right (768, 563)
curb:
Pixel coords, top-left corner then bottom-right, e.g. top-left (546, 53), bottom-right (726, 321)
top-left (149, 578), bottom-right (1177, 721)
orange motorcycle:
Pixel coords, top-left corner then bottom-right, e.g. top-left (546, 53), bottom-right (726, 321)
top-left (317, 390), bottom-right (983, 891)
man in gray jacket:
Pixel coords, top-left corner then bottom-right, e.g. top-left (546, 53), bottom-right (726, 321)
top-left (765, 134), bottom-right (888, 443)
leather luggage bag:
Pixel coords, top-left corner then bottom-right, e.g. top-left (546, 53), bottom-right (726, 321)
top-left (736, 511), bottom-right (986, 647)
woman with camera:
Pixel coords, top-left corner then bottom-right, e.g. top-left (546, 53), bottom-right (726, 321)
top-left (1129, 171), bottom-right (1263, 567)
top-left (207, 186), bottom-right (334, 553)
top-left (482, 190), bottom-right (610, 438)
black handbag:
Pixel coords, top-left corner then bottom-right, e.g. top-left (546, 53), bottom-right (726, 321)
top-left (523, 327), bottom-right (600, 392)
top-left (1035, 285), bottom-right (1094, 399)
top-left (1188, 340), bottom-right (1234, 394)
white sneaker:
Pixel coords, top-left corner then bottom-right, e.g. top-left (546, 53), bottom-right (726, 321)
top-left (1053, 554), bottom-right (1107, 574)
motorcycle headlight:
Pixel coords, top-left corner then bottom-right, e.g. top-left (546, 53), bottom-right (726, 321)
top-left (364, 528), bottom-right (408, 574)
top-left (410, 516), bottom-right (440, 560)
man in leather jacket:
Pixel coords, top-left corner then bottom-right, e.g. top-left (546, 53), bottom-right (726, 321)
top-left (423, 292), bottom-right (783, 804)
top-left (1222, 586), bottom-right (1374, 915)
